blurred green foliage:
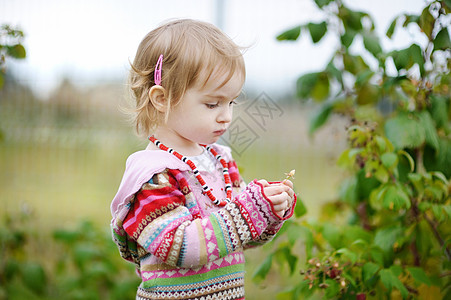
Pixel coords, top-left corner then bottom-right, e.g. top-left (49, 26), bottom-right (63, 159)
top-left (0, 211), bottom-right (140, 299)
top-left (0, 24), bottom-right (26, 89)
top-left (258, 0), bottom-right (451, 299)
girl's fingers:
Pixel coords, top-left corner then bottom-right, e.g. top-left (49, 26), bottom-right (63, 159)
top-left (281, 179), bottom-right (293, 189)
top-left (257, 179), bottom-right (270, 187)
top-left (264, 185), bottom-right (295, 202)
top-left (263, 184), bottom-right (290, 197)
top-left (268, 192), bottom-right (289, 205)
top-left (273, 203), bottom-right (287, 212)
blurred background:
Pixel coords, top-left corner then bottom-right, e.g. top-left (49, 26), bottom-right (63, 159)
top-left (0, 0), bottom-right (428, 299)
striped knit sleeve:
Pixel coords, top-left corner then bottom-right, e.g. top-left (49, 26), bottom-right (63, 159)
top-left (123, 170), bottom-right (292, 268)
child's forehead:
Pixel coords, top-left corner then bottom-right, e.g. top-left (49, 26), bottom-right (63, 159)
top-left (197, 66), bottom-right (244, 92)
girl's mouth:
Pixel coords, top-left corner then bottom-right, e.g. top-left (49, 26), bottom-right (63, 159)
top-left (214, 129), bottom-right (226, 136)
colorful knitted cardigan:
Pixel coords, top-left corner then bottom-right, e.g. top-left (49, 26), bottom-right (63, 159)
top-left (110, 144), bottom-right (296, 300)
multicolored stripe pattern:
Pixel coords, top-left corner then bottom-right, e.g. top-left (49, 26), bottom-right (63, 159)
top-left (111, 145), bottom-right (295, 299)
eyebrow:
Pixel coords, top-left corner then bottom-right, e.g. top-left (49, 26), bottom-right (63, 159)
top-left (205, 92), bottom-right (242, 101)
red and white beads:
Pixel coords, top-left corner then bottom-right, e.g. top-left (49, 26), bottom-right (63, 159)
top-left (149, 136), bottom-right (232, 206)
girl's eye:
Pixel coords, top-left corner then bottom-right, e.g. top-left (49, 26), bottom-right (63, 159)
top-left (205, 103), bottom-right (219, 109)
top-left (229, 100), bottom-right (237, 106)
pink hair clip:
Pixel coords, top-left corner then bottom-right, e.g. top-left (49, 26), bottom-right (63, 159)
top-left (154, 54), bottom-right (163, 86)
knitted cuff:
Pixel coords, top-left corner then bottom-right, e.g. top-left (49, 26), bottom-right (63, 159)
top-left (268, 181), bottom-right (297, 220)
top-left (232, 180), bottom-right (291, 229)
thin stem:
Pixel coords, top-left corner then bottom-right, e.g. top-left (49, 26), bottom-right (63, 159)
top-left (410, 198), bottom-right (421, 266)
top-left (415, 145), bottom-right (426, 174)
top-left (423, 213), bottom-right (451, 260)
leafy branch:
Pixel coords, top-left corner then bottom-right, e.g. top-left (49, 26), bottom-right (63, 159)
top-left (256, 0), bottom-right (451, 299)
top-left (0, 24), bottom-right (26, 89)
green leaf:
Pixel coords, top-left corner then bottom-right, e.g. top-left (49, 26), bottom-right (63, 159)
top-left (363, 262), bottom-right (380, 282)
top-left (444, 0), bottom-right (451, 11)
top-left (418, 5), bottom-right (434, 39)
top-left (309, 102), bottom-right (333, 135)
top-left (314, 0), bottom-right (333, 8)
top-left (276, 246), bottom-right (298, 275)
top-left (357, 168), bottom-right (381, 199)
top-left (301, 226), bottom-right (314, 258)
top-left (379, 269), bottom-right (394, 292)
top-left (433, 27), bottom-right (451, 51)
top-left (386, 16), bottom-right (399, 38)
top-left (339, 6), bottom-right (363, 31)
top-left (326, 61), bottom-right (343, 84)
top-left (356, 83), bottom-right (380, 105)
top-left (382, 75), bottom-right (408, 92)
top-left (370, 247), bottom-right (385, 266)
top-left (418, 201), bottom-right (431, 212)
top-left (424, 137), bottom-right (451, 178)
top-left (416, 220), bottom-right (435, 255)
top-left (291, 280), bottom-right (315, 299)
top-left (390, 48), bottom-right (410, 71)
top-left (311, 72), bottom-right (330, 101)
top-left (381, 152), bottom-right (398, 169)
top-left (339, 175), bottom-right (358, 205)
top-left (402, 14), bottom-right (420, 27)
top-left (407, 267), bottom-right (432, 285)
top-left (385, 113), bottom-right (426, 149)
top-left (375, 136), bottom-right (387, 152)
top-left (431, 204), bottom-right (445, 220)
top-left (341, 29), bottom-right (356, 48)
top-left (252, 253), bottom-right (273, 282)
top-left (409, 44), bottom-right (425, 75)
top-left (6, 44), bottom-right (26, 59)
top-left (355, 70), bottom-right (374, 87)
top-left (382, 184), bottom-right (411, 210)
top-left (380, 268), bottom-right (408, 299)
top-left (408, 173), bottom-right (423, 192)
top-left (373, 163), bottom-right (390, 183)
top-left (363, 31), bottom-right (382, 57)
top-left (276, 25), bottom-right (301, 41)
top-left (296, 72), bottom-right (319, 99)
top-left (443, 205), bottom-right (451, 220)
top-left (322, 222), bottom-right (342, 248)
top-left (398, 150), bottom-right (415, 172)
top-left (374, 226), bottom-right (403, 254)
top-left (21, 262), bottom-right (47, 294)
top-left (418, 111), bottom-right (439, 151)
top-left (336, 248), bottom-right (357, 263)
top-left (294, 196), bottom-right (307, 217)
top-left (370, 184), bottom-right (388, 209)
top-left (344, 226), bottom-right (373, 244)
top-left (431, 171), bottom-right (448, 185)
top-left (307, 21), bottom-right (327, 43)
top-left (343, 53), bottom-right (369, 75)
top-left (282, 221), bottom-right (298, 245)
top-left (429, 95), bottom-right (449, 130)
top-left (390, 44), bottom-right (424, 74)
top-left (324, 279), bottom-right (340, 298)
top-left (390, 265), bottom-right (403, 277)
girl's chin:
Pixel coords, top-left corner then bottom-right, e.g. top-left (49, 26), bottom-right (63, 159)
top-left (200, 136), bottom-right (220, 145)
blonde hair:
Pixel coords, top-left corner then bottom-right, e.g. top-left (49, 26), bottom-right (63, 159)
top-left (129, 19), bottom-right (246, 137)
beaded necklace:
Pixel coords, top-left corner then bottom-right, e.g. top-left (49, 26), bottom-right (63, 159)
top-left (149, 136), bottom-right (232, 206)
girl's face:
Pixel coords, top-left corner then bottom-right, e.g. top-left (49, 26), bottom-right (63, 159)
top-left (161, 69), bottom-right (244, 151)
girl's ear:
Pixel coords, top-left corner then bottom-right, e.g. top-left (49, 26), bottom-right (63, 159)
top-left (148, 85), bottom-right (168, 113)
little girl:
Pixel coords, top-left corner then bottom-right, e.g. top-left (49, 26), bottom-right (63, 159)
top-left (110, 19), bottom-right (297, 300)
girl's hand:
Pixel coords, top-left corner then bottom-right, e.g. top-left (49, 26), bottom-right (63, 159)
top-left (257, 179), bottom-right (295, 218)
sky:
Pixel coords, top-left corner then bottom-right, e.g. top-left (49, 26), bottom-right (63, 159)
top-left (1, 0), bottom-right (427, 98)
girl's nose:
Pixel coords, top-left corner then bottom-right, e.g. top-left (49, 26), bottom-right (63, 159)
top-left (217, 106), bottom-right (232, 123)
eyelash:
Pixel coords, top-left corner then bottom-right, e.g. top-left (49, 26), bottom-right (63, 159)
top-left (205, 103), bottom-right (219, 109)
top-left (205, 100), bottom-right (237, 109)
